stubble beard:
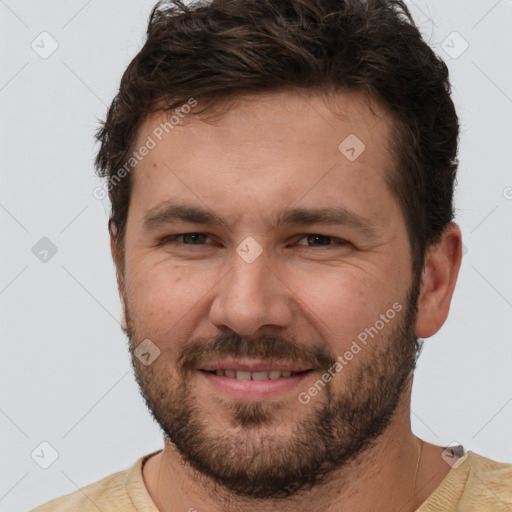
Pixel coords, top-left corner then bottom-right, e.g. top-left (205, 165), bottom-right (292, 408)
top-left (125, 275), bottom-right (421, 500)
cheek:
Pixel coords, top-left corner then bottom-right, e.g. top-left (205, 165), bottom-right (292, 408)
top-left (290, 266), bottom-right (399, 352)
top-left (125, 251), bottom-right (407, 355)
top-left (125, 260), bottom-right (216, 335)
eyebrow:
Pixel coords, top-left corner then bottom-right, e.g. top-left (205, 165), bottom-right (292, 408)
top-left (142, 202), bottom-right (379, 238)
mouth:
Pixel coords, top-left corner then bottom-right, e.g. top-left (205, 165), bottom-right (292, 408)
top-left (198, 359), bottom-right (315, 400)
top-left (200, 369), bottom-right (310, 380)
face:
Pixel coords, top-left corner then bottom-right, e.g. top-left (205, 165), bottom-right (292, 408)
top-left (118, 90), bottom-right (421, 499)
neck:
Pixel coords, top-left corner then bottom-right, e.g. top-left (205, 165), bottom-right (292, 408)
top-left (142, 386), bottom-right (449, 512)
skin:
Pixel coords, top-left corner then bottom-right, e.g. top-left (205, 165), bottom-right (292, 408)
top-left (110, 89), bottom-right (462, 512)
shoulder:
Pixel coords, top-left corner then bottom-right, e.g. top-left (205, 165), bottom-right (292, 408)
top-left (28, 452), bottom-right (159, 512)
top-left (465, 451), bottom-right (512, 498)
top-left (457, 451), bottom-right (512, 511)
top-left (419, 451), bottom-right (512, 512)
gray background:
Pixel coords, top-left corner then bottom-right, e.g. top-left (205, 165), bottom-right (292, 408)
top-left (1, 1), bottom-right (511, 510)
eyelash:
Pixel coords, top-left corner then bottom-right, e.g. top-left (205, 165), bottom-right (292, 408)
top-left (160, 233), bottom-right (350, 249)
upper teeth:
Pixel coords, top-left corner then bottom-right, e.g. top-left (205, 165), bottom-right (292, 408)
top-left (214, 369), bottom-right (297, 380)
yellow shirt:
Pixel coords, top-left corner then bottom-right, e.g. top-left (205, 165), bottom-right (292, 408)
top-left (30, 450), bottom-right (512, 511)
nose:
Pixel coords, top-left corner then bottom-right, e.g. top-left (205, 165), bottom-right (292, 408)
top-left (208, 245), bottom-right (293, 336)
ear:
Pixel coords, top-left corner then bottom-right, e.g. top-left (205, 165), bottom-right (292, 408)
top-left (109, 221), bottom-right (127, 330)
top-left (415, 222), bottom-right (462, 338)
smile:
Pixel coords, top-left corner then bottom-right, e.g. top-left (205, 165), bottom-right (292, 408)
top-left (198, 364), bottom-right (314, 400)
top-left (202, 369), bottom-right (308, 380)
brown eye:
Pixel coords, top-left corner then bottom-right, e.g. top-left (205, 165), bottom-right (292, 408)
top-left (162, 233), bottom-right (211, 245)
top-left (295, 234), bottom-right (349, 247)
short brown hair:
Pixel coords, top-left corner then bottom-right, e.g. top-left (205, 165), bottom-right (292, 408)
top-left (96, 0), bottom-right (459, 277)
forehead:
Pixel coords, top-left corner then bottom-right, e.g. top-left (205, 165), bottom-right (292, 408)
top-left (128, 89), bottom-right (398, 230)
top-left (135, 88), bottom-right (393, 159)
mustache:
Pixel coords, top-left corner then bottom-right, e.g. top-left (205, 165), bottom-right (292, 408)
top-left (176, 332), bottom-right (336, 376)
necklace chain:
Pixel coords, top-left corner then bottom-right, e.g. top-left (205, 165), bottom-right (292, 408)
top-left (413, 438), bottom-right (424, 495)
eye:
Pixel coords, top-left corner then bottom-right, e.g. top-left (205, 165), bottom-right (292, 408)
top-left (295, 234), bottom-right (350, 247)
top-left (159, 233), bottom-right (350, 249)
top-left (161, 233), bottom-right (213, 246)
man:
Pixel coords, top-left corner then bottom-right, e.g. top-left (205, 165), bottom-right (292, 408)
top-left (31, 0), bottom-right (512, 510)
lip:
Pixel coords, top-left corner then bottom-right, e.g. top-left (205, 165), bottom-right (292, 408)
top-left (199, 358), bottom-right (313, 373)
top-left (199, 368), bottom-right (313, 401)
